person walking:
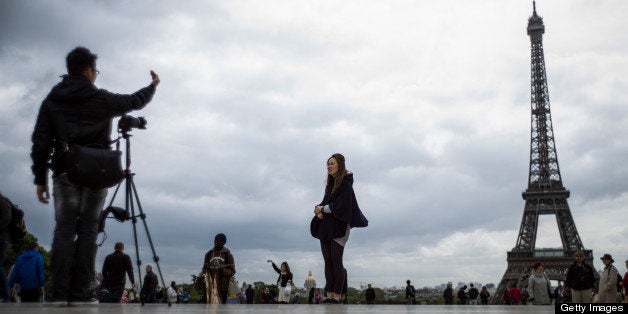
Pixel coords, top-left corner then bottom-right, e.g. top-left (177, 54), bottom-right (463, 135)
top-left (443, 283), bottom-right (454, 305)
top-left (30, 47), bottom-right (159, 306)
top-left (467, 283), bottom-right (479, 305)
top-left (267, 260), bottom-right (293, 304)
top-left (565, 251), bottom-right (596, 303)
top-left (245, 284), bottom-right (254, 304)
top-left (8, 242), bottom-right (45, 302)
top-left (141, 265), bottom-right (158, 304)
top-left (457, 285), bottom-right (468, 305)
top-left (101, 242), bottom-right (135, 303)
top-left (598, 254), bottom-right (619, 303)
top-left (510, 283), bottom-right (522, 305)
top-left (365, 284), bottom-right (375, 304)
top-left (202, 233), bottom-right (236, 304)
top-left (479, 286), bottom-right (490, 305)
top-left (405, 280), bottom-right (416, 304)
top-left (310, 153), bottom-right (368, 304)
top-left (502, 284), bottom-right (511, 305)
top-left (528, 262), bottom-right (552, 305)
top-left (167, 281), bottom-right (178, 304)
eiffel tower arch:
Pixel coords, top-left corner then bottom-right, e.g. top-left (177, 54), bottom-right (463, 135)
top-left (492, 2), bottom-right (594, 303)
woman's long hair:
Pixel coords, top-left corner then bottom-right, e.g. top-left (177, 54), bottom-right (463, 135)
top-left (325, 153), bottom-right (347, 195)
top-left (281, 261), bottom-right (292, 276)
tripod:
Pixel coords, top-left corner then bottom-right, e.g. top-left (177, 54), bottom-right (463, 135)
top-left (104, 129), bottom-right (171, 306)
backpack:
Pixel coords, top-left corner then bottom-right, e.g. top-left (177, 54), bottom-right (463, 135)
top-left (406, 285), bottom-right (415, 296)
top-left (608, 266), bottom-right (623, 293)
top-left (2, 196), bottom-right (27, 243)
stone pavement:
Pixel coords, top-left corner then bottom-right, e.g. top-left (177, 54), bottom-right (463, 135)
top-left (0, 303), bottom-right (554, 313)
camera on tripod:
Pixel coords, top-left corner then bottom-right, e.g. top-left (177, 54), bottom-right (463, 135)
top-left (118, 115), bottom-right (147, 132)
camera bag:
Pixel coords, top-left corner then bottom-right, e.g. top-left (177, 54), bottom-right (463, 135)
top-left (65, 143), bottom-right (124, 189)
top-left (53, 112), bottom-right (124, 189)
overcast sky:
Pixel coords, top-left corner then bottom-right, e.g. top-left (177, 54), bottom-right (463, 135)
top-left (1, 0), bottom-right (627, 289)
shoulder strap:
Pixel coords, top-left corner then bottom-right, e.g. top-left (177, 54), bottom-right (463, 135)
top-left (608, 266), bottom-right (617, 277)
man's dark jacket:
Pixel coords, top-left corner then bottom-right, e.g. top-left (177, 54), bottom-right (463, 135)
top-left (245, 286), bottom-right (254, 304)
top-left (101, 250), bottom-right (135, 290)
top-left (142, 270), bottom-right (158, 301)
top-left (468, 287), bottom-right (479, 300)
top-left (565, 262), bottom-right (596, 290)
top-left (365, 287), bottom-right (375, 302)
top-left (31, 74), bottom-right (155, 185)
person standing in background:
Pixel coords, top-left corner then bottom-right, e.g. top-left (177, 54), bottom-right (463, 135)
top-left (101, 242), bottom-right (135, 303)
top-left (597, 254), bottom-right (619, 303)
top-left (565, 251), bottom-right (596, 303)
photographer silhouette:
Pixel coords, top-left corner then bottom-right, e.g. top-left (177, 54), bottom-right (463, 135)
top-left (31, 46), bottom-right (159, 306)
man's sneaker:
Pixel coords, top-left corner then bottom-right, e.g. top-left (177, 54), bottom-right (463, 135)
top-left (44, 300), bottom-right (68, 307)
top-left (68, 298), bottom-right (99, 306)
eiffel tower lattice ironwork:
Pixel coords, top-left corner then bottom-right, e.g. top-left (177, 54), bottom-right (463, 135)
top-left (492, 2), bottom-right (594, 303)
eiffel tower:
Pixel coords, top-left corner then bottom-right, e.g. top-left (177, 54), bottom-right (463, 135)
top-left (492, 2), bottom-right (594, 303)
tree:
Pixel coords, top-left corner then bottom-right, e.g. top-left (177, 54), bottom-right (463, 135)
top-left (191, 272), bottom-right (206, 303)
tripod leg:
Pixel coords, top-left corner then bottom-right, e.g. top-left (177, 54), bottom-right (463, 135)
top-left (130, 179), bottom-right (171, 306)
top-left (105, 181), bottom-right (123, 209)
top-left (127, 174), bottom-right (144, 295)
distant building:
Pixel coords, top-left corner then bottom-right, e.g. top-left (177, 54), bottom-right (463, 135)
top-left (304, 270), bottom-right (317, 291)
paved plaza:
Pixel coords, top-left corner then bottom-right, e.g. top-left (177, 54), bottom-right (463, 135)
top-left (0, 304), bottom-right (554, 314)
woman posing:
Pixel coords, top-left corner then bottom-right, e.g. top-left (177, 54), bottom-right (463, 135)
top-left (267, 260), bottom-right (293, 304)
top-left (310, 153), bottom-right (368, 304)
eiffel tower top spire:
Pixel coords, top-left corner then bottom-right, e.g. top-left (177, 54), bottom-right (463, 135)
top-left (528, 2), bottom-right (544, 35)
top-left (524, 1), bottom-right (564, 193)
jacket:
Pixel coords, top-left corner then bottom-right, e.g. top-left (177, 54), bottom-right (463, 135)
top-left (365, 287), bottom-right (375, 301)
top-left (443, 287), bottom-right (454, 304)
top-left (101, 251), bottom-right (135, 290)
top-left (271, 263), bottom-right (293, 287)
top-left (528, 271), bottom-right (551, 305)
top-left (202, 247), bottom-right (236, 291)
top-left (468, 287), bottom-right (479, 300)
top-left (565, 262), bottom-right (596, 290)
top-left (31, 74), bottom-right (155, 185)
top-left (167, 286), bottom-right (178, 303)
top-left (142, 271), bottom-right (158, 298)
top-left (8, 249), bottom-right (45, 290)
top-left (598, 264), bottom-right (619, 303)
top-left (310, 173), bottom-right (368, 241)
